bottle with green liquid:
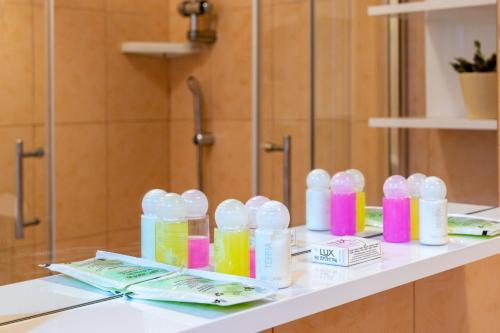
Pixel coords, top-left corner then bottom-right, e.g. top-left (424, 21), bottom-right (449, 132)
top-left (155, 193), bottom-right (188, 267)
top-left (214, 199), bottom-right (250, 277)
top-left (347, 169), bottom-right (366, 233)
top-left (407, 173), bottom-right (426, 240)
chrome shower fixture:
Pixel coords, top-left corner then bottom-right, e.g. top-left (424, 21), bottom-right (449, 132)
top-left (187, 76), bottom-right (214, 191)
top-left (178, 0), bottom-right (217, 44)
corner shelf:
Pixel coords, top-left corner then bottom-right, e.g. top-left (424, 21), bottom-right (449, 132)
top-left (121, 42), bottom-right (201, 58)
top-left (368, 117), bottom-right (497, 131)
top-left (368, 0), bottom-right (495, 16)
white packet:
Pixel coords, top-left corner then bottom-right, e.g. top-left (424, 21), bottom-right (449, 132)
top-left (448, 214), bottom-right (500, 237)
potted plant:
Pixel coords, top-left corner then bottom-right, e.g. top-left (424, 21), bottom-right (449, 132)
top-left (451, 40), bottom-right (497, 119)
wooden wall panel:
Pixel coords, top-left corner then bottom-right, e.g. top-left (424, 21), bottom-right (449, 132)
top-left (274, 284), bottom-right (413, 333)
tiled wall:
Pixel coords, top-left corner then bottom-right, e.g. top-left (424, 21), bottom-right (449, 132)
top-left (167, 0), bottom-right (253, 229)
top-left (0, 0), bottom-right (172, 283)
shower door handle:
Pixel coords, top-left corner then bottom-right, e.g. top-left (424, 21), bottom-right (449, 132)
top-left (15, 140), bottom-right (44, 239)
top-left (264, 135), bottom-right (291, 212)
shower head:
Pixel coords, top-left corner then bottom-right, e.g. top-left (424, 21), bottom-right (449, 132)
top-left (187, 76), bottom-right (202, 97)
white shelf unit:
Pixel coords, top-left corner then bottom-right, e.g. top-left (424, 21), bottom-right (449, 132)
top-left (121, 42), bottom-right (201, 58)
top-left (367, 0), bottom-right (497, 124)
top-left (368, 117), bottom-right (497, 131)
top-left (368, 0), bottom-right (496, 16)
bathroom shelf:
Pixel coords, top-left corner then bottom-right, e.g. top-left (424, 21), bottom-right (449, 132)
top-left (368, 0), bottom-right (495, 16)
top-left (368, 117), bottom-right (497, 131)
top-left (121, 42), bottom-right (201, 58)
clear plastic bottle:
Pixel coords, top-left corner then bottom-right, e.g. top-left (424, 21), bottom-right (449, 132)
top-left (419, 176), bottom-right (448, 246)
top-left (214, 199), bottom-right (250, 277)
top-left (141, 189), bottom-right (167, 260)
top-left (155, 193), bottom-right (188, 267)
top-left (182, 189), bottom-right (210, 268)
top-left (256, 201), bottom-right (291, 289)
top-left (245, 196), bottom-right (270, 278)
top-left (306, 169), bottom-right (331, 231)
top-left (407, 173), bottom-right (426, 240)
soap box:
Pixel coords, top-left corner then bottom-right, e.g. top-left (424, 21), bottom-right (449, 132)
top-left (311, 236), bottom-right (382, 267)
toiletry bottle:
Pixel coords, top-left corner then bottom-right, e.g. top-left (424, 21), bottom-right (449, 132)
top-left (407, 173), bottom-right (426, 240)
top-left (419, 176), bottom-right (449, 245)
top-left (330, 172), bottom-right (356, 236)
top-left (155, 193), bottom-right (189, 267)
top-left (256, 200), bottom-right (291, 289)
top-left (214, 199), bottom-right (250, 277)
top-left (245, 196), bottom-right (270, 278)
top-left (306, 169), bottom-right (331, 231)
top-left (383, 175), bottom-right (411, 243)
top-left (346, 169), bottom-right (366, 233)
top-left (141, 189), bottom-right (167, 260)
top-left (182, 189), bottom-right (210, 268)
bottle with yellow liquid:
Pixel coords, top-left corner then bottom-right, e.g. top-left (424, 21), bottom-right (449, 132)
top-left (214, 199), bottom-right (250, 277)
top-left (346, 169), bottom-right (366, 233)
top-left (155, 193), bottom-right (188, 267)
top-left (407, 173), bottom-right (426, 240)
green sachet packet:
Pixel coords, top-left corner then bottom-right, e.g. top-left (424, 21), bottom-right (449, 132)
top-left (448, 214), bottom-right (500, 237)
top-left (365, 207), bottom-right (500, 238)
top-left (128, 272), bottom-right (275, 306)
top-left (44, 252), bottom-right (173, 293)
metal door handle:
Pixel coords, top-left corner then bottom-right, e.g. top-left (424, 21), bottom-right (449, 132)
top-left (16, 139), bottom-right (44, 239)
top-left (264, 135), bottom-right (291, 212)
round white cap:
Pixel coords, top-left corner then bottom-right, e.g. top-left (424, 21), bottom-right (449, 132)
top-left (383, 175), bottom-right (409, 199)
top-left (421, 176), bottom-right (447, 201)
top-left (346, 169), bottom-right (365, 192)
top-left (245, 196), bottom-right (270, 229)
top-left (215, 199), bottom-right (249, 230)
top-left (306, 169), bottom-right (330, 189)
top-left (407, 173), bottom-right (426, 197)
top-left (142, 189), bottom-right (167, 217)
top-left (256, 201), bottom-right (290, 230)
top-left (155, 193), bottom-right (187, 221)
top-left (182, 189), bottom-right (208, 218)
top-left (330, 172), bottom-right (356, 194)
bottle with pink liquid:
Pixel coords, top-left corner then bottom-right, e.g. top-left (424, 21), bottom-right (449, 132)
top-left (245, 196), bottom-right (270, 278)
top-left (182, 189), bottom-right (210, 268)
top-left (330, 172), bottom-right (356, 236)
top-left (383, 175), bottom-right (411, 243)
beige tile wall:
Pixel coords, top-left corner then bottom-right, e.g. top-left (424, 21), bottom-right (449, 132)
top-left (0, 1), bottom-right (171, 283)
top-left (167, 0), bottom-right (253, 231)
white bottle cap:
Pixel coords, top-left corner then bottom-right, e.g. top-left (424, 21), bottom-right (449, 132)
top-left (182, 189), bottom-right (208, 218)
top-left (142, 189), bottom-right (167, 217)
top-left (407, 173), bottom-right (426, 198)
top-left (421, 176), bottom-right (447, 200)
top-left (330, 172), bottom-right (356, 194)
top-left (215, 199), bottom-right (249, 230)
top-left (307, 169), bottom-right (330, 190)
top-left (346, 169), bottom-right (365, 192)
top-left (155, 193), bottom-right (187, 221)
top-left (256, 201), bottom-right (290, 230)
top-left (383, 175), bottom-right (409, 199)
top-left (245, 196), bottom-right (270, 229)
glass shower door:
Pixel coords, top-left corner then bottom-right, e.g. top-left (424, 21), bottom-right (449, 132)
top-left (0, 0), bottom-right (50, 287)
top-left (257, 0), bottom-right (389, 225)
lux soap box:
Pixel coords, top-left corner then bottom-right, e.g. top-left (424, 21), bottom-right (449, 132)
top-left (311, 236), bottom-right (382, 267)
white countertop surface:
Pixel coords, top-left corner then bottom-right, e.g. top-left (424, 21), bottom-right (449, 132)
top-left (1, 203), bottom-right (498, 333)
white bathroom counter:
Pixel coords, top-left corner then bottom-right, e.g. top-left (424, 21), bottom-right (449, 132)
top-left (1, 204), bottom-right (499, 333)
